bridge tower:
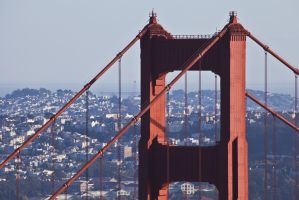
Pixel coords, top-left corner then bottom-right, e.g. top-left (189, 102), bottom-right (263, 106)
top-left (139, 12), bottom-right (248, 200)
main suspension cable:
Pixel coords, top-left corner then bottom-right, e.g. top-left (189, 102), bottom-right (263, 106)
top-left (246, 31), bottom-right (299, 75)
top-left (246, 92), bottom-right (298, 131)
top-left (0, 25), bottom-right (150, 170)
top-left (49, 27), bottom-right (228, 199)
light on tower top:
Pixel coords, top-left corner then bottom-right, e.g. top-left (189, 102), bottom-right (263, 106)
top-left (149, 9), bottom-right (157, 24)
top-left (229, 11), bottom-right (238, 23)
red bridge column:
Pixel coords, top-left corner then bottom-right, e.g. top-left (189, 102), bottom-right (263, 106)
top-left (218, 15), bottom-right (248, 199)
top-left (139, 13), bottom-right (172, 200)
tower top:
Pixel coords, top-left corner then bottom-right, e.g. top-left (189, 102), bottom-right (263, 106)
top-left (229, 11), bottom-right (238, 23)
top-left (149, 9), bottom-right (157, 24)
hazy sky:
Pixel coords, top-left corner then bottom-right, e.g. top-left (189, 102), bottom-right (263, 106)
top-left (0, 0), bottom-right (298, 96)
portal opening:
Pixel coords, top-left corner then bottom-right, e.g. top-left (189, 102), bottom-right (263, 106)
top-left (165, 71), bottom-right (221, 147)
top-left (168, 182), bottom-right (218, 199)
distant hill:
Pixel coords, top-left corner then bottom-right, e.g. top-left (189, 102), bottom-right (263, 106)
top-left (1, 88), bottom-right (296, 112)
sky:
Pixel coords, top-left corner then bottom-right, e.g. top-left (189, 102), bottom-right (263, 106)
top-left (0, 0), bottom-right (298, 96)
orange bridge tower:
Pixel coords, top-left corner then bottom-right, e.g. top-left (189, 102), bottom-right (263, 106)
top-left (139, 12), bottom-right (248, 200)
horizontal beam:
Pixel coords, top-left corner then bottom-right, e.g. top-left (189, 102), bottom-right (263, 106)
top-left (246, 31), bottom-right (299, 75)
top-left (246, 92), bottom-right (298, 132)
top-left (49, 25), bottom-right (229, 200)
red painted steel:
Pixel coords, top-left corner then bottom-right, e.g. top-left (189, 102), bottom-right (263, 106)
top-left (247, 32), bottom-right (299, 75)
top-left (246, 92), bottom-right (299, 132)
top-left (139, 13), bottom-right (248, 200)
top-left (0, 26), bottom-right (150, 170)
top-left (4, 12), bottom-right (298, 200)
top-left (49, 19), bottom-right (228, 199)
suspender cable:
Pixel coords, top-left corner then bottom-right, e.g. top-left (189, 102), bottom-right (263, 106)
top-left (133, 124), bottom-right (137, 200)
top-left (51, 121), bottom-right (56, 194)
top-left (99, 93), bottom-right (104, 200)
top-left (99, 156), bottom-right (103, 200)
top-left (117, 58), bottom-right (122, 200)
top-left (85, 90), bottom-right (89, 199)
top-left (183, 72), bottom-right (188, 200)
top-left (272, 116), bottom-right (277, 200)
top-left (198, 66), bottom-right (202, 144)
top-left (294, 74), bottom-right (298, 200)
top-left (184, 72), bottom-right (188, 199)
top-left (264, 51), bottom-right (268, 200)
top-left (184, 72), bottom-right (188, 146)
top-left (166, 92), bottom-right (170, 142)
top-left (215, 74), bottom-right (218, 143)
top-left (166, 91), bottom-right (170, 197)
top-left (49, 27), bottom-right (228, 199)
top-left (16, 152), bottom-right (20, 200)
top-left (198, 62), bottom-right (202, 200)
top-left (0, 26), bottom-right (150, 170)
